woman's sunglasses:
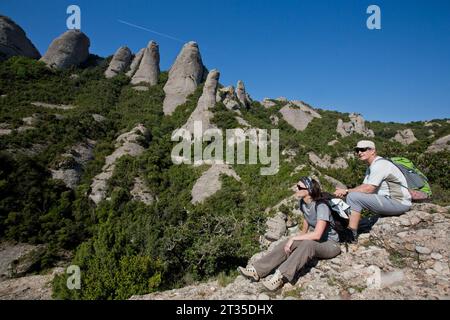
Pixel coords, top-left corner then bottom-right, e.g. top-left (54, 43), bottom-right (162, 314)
top-left (297, 185), bottom-right (308, 191)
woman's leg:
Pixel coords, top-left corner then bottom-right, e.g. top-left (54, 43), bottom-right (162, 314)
top-left (253, 239), bottom-right (290, 278)
top-left (278, 240), bottom-right (341, 282)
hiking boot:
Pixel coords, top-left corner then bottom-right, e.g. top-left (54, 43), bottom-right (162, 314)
top-left (262, 269), bottom-right (284, 291)
top-left (238, 265), bottom-right (260, 281)
top-left (343, 228), bottom-right (358, 244)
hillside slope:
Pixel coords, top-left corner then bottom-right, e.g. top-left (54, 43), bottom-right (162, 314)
top-left (0, 51), bottom-right (449, 299)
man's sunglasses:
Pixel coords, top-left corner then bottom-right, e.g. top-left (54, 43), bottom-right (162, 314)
top-left (354, 147), bottom-right (371, 153)
top-left (297, 185), bottom-right (308, 191)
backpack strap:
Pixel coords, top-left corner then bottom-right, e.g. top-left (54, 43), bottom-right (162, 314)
top-left (373, 157), bottom-right (411, 191)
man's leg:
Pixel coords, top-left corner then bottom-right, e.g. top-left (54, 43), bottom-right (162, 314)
top-left (346, 192), bottom-right (411, 219)
top-left (348, 210), bottom-right (361, 231)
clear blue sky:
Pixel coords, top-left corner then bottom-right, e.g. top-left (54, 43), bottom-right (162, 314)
top-left (1, 0), bottom-right (449, 123)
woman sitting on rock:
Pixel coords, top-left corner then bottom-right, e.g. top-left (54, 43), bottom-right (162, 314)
top-left (239, 176), bottom-right (342, 291)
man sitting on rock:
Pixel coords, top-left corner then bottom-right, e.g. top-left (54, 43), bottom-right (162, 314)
top-left (334, 140), bottom-right (412, 242)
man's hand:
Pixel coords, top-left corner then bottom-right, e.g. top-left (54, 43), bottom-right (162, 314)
top-left (334, 188), bottom-right (348, 198)
top-left (284, 238), bottom-right (294, 255)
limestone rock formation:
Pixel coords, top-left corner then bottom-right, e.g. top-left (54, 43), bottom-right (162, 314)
top-left (328, 139), bottom-right (339, 146)
top-left (130, 177), bottom-right (155, 205)
top-left (0, 123), bottom-right (12, 136)
top-left (50, 140), bottom-right (96, 189)
top-left (89, 124), bottom-right (149, 204)
top-left (281, 149), bottom-right (297, 162)
top-left (104, 46), bottom-right (132, 78)
top-left (126, 48), bottom-right (145, 77)
top-left (236, 80), bottom-right (252, 108)
top-left (261, 98), bottom-right (276, 108)
top-left (181, 69), bottom-right (220, 134)
top-left (426, 135), bottom-right (450, 153)
top-left (392, 129), bottom-right (417, 145)
top-left (308, 152), bottom-right (348, 169)
top-left (216, 86), bottom-right (239, 110)
top-left (191, 164), bottom-right (241, 204)
top-left (92, 114), bottom-right (106, 123)
top-left (279, 102), bottom-right (321, 131)
top-left (265, 212), bottom-right (287, 241)
top-left (0, 242), bottom-right (43, 280)
top-left (163, 41), bottom-right (205, 115)
top-left (323, 174), bottom-right (347, 189)
top-left (270, 114), bottom-right (279, 126)
top-left (235, 116), bottom-right (250, 127)
top-left (0, 16), bottom-right (41, 61)
top-left (132, 86), bottom-right (149, 92)
top-left (337, 113), bottom-right (374, 137)
top-left (131, 41), bottom-right (160, 86)
top-left (291, 100), bottom-right (322, 118)
top-left (31, 102), bottom-right (75, 110)
top-left (40, 30), bottom-right (90, 69)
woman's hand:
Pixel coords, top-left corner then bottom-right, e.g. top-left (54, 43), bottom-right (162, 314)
top-left (284, 238), bottom-right (294, 255)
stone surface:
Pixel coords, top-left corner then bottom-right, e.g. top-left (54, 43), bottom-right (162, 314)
top-left (0, 242), bottom-right (44, 281)
top-left (0, 15), bottom-right (41, 61)
top-left (163, 41), bottom-right (205, 115)
top-left (337, 113), bottom-right (374, 137)
top-left (126, 48), bottom-right (145, 77)
top-left (31, 102), bottom-right (75, 110)
top-left (0, 267), bottom-right (64, 300)
top-left (328, 140), bottom-right (339, 146)
top-left (265, 212), bottom-right (287, 241)
top-left (236, 80), bottom-right (252, 108)
top-left (261, 98), bottom-right (276, 108)
top-left (392, 129), bottom-right (417, 145)
top-left (322, 174), bottom-right (347, 189)
top-left (279, 102), bottom-right (321, 131)
top-left (130, 177), bottom-right (155, 205)
top-left (104, 46), bottom-right (132, 78)
top-left (131, 41), bottom-right (160, 86)
top-left (50, 139), bottom-right (96, 189)
top-left (40, 30), bottom-right (90, 69)
top-left (308, 152), bottom-right (348, 169)
top-left (92, 114), bottom-right (106, 123)
top-left (191, 164), bottom-right (241, 204)
top-left (216, 86), bottom-right (240, 110)
top-left (89, 124), bottom-right (149, 204)
top-left (181, 69), bottom-right (220, 134)
top-left (236, 116), bottom-right (251, 127)
top-left (132, 86), bottom-right (149, 92)
top-left (426, 135), bottom-right (450, 153)
top-left (270, 114), bottom-right (279, 126)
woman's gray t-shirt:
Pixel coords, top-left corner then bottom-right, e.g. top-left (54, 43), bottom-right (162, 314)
top-left (300, 201), bottom-right (339, 242)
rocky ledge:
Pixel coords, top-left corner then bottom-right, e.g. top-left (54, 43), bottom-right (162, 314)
top-left (131, 203), bottom-right (450, 300)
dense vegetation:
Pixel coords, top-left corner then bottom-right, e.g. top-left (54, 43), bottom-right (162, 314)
top-left (0, 57), bottom-right (448, 299)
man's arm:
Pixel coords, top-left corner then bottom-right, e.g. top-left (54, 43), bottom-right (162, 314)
top-left (334, 184), bottom-right (377, 197)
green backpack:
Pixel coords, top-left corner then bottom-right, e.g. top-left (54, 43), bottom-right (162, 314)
top-left (387, 157), bottom-right (432, 201)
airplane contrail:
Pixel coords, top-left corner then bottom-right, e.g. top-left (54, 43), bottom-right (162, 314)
top-left (118, 19), bottom-right (186, 43)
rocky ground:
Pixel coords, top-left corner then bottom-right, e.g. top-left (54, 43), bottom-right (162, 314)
top-left (1, 204), bottom-right (448, 300)
top-left (0, 242), bottom-right (66, 300)
top-left (131, 203), bottom-right (450, 300)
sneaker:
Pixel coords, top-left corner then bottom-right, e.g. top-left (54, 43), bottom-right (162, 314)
top-left (238, 265), bottom-right (260, 281)
top-left (262, 269), bottom-right (284, 291)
